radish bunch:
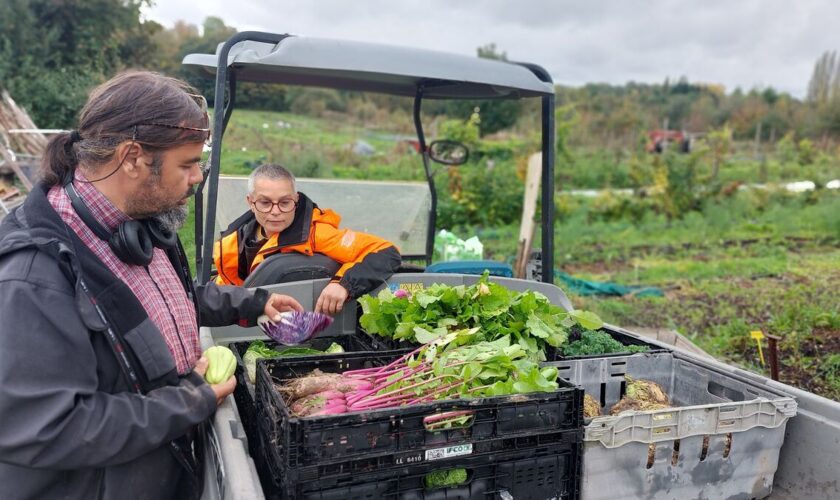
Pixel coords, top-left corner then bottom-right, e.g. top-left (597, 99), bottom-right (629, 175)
top-left (280, 328), bottom-right (560, 416)
top-left (280, 370), bottom-right (374, 416)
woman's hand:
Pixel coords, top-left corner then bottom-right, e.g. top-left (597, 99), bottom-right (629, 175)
top-left (315, 282), bottom-right (349, 315)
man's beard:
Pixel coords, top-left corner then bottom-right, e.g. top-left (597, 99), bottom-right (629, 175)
top-left (153, 205), bottom-right (189, 233)
top-left (126, 176), bottom-right (195, 232)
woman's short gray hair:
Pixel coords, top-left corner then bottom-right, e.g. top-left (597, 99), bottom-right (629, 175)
top-left (248, 163), bottom-right (297, 193)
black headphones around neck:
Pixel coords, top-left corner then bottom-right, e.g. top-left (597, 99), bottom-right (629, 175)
top-left (63, 176), bottom-right (177, 266)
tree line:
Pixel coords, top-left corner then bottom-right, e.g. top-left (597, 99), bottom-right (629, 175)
top-left (1, 1), bottom-right (837, 151)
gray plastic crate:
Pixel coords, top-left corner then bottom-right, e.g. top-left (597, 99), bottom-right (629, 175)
top-left (205, 273), bottom-right (575, 344)
top-left (205, 273), bottom-right (577, 349)
top-left (545, 352), bottom-right (797, 500)
top-left (206, 279), bottom-right (358, 344)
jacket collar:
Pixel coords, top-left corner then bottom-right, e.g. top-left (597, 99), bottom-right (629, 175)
top-left (0, 183), bottom-right (76, 258)
top-left (0, 184), bottom-right (109, 331)
top-left (0, 183), bottom-right (195, 330)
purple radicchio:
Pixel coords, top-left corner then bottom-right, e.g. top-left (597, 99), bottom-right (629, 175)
top-left (258, 311), bottom-right (334, 345)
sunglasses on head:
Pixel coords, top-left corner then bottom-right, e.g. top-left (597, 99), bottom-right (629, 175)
top-left (130, 92), bottom-right (212, 144)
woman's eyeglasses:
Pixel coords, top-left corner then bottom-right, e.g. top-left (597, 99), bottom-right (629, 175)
top-left (252, 199), bottom-right (297, 213)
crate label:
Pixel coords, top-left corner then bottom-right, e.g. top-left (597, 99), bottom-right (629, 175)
top-left (394, 451), bottom-right (424, 465)
top-left (425, 443), bottom-right (473, 461)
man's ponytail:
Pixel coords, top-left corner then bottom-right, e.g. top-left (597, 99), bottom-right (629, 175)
top-left (40, 131), bottom-right (78, 186)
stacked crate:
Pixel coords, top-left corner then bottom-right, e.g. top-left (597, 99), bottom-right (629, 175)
top-left (543, 351), bottom-right (797, 500)
top-left (229, 336), bottom-right (377, 467)
top-left (254, 351), bottom-right (584, 500)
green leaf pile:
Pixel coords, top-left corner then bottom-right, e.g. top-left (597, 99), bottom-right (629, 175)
top-left (425, 468), bottom-right (468, 489)
top-left (359, 272), bottom-right (604, 361)
top-left (562, 330), bottom-right (650, 357)
top-left (242, 340), bottom-right (345, 383)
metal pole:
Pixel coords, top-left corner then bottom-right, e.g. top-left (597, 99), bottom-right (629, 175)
top-left (516, 62), bottom-right (556, 284)
top-left (195, 73), bottom-right (237, 277)
top-left (540, 94), bottom-right (555, 283)
top-left (412, 88), bottom-right (435, 266)
top-left (198, 31), bottom-right (290, 284)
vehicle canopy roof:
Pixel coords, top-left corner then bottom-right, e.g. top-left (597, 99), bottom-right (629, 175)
top-left (182, 31), bottom-right (557, 285)
top-left (182, 36), bottom-right (554, 99)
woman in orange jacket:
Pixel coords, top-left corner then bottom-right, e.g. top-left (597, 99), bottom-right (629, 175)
top-left (213, 164), bottom-right (401, 314)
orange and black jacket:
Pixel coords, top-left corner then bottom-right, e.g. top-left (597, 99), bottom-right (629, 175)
top-left (213, 193), bottom-right (401, 298)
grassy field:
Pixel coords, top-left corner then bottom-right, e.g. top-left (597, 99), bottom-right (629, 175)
top-left (470, 191), bottom-right (840, 400)
top-left (216, 109), bottom-right (426, 181)
top-left (561, 147), bottom-right (840, 190)
top-left (183, 108), bottom-right (840, 401)
top-left (569, 243), bottom-right (840, 400)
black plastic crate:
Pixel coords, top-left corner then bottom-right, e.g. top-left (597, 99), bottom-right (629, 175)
top-left (261, 410), bottom-right (581, 489)
top-left (253, 413), bottom-right (284, 499)
top-left (358, 329), bottom-right (417, 352)
top-left (230, 335), bottom-right (375, 456)
top-left (255, 351), bottom-right (583, 470)
top-left (274, 431), bottom-right (581, 500)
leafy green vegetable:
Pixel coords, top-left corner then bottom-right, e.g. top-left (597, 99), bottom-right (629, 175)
top-left (423, 412), bottom-right (474, 431)
top-left (358, 272), bottom-right (599, 361)
top-left (562, 330), bottom-right (650, 357)
top-left (275, 347), bottom-right (324, 357)
top-left (424, 468), bottom-right (468, 489)
top-left (245, 339), bottom-right (284, 358)
top-left (243, 340), bottom-right (283, 383)
top-left (569, 310), bottom-right (605, 331)
top-left (325, 342), bottom-right (345, 354)
top-left (242, 340), bottom-right (345, 383)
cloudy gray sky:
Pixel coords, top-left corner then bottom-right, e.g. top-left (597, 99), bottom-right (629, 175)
top-left (143, 0), bottom-right (840, 98)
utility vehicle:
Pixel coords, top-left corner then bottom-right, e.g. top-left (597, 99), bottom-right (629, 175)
top-left (183, 32), bottom-right (840, 500)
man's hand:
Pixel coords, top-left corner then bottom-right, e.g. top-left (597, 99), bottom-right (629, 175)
top-left (194, 356), bottom-right (236, 406)
top-left (315, 282), bottom-right (349, 315)
top-left (264, 293), bottom-right (304, 322)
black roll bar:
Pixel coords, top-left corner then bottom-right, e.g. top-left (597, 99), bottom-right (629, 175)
top-left (198, 31), bottom-right (291, 284)
top-left (195, 32), bottom-right (555, 285)
top-left (412, 86), bottom-right (436, 266)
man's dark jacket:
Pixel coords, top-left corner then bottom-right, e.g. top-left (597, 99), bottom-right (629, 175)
top-left (0, 184), bottom-right (268, 499)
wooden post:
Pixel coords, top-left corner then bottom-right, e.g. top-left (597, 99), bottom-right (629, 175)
top-left (766, 333), bottom-right (781, 381)
top-left (0, 146), bottom-right (33, 191)
top-left (1, 91), bottom-right (47, 155)
top-left (514, 152), bottom-right (542, 279)
top-left (0, 90), bottom-right (47, 192)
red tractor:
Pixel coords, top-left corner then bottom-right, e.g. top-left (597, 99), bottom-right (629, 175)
top-left (647, 129), bottom-right (692, 153)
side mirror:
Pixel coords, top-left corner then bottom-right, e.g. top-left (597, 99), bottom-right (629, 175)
top-left (428, 140), bottom-right (469, 166)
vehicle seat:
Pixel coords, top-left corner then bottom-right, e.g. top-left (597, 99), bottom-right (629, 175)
top-left (242, 252), bottom-right (341, 287)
